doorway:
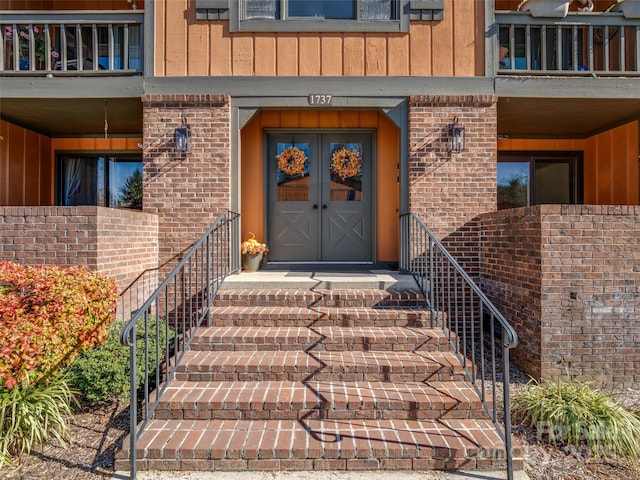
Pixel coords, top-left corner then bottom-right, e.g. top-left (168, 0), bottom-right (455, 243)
top-left (267, 131), bottom-right (374, 263)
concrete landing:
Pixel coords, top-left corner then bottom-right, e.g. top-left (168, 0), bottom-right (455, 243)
top-left (221, 270), bottom-right (420, 291)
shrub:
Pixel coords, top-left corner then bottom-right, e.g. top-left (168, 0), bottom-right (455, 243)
top-left (67, 317), bottom-right (175, 405)
top-left (0, 375), bottom-right (76, 468)
top-left (512, 377), bottom-right (640, 459)
top-left (0, 261), bottom-right (118, 390)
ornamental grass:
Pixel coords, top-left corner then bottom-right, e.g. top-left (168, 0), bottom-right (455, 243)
top-left (512, 377), bottom-right (640, 459)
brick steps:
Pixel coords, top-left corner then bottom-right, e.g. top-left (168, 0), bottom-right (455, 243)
top-left (117, 418), bottom-right (517, 472)
top-left (116, 285), bottom-right (519, 473)
top-left (213, 289), bottom-right (426, 308)
top-left (153, 380), bottom-right (489, 420)
top-left (174, 350), bottom-right (467, 382)
top-left (207, 306), bottom-right (436, 327)
top-left (191, 326), bottom-right (450, 352)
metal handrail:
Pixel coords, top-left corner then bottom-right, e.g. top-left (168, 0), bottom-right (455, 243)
top-left (496, 11), bottom-right (640, 76)
top-left (400, 212), bottom-right (518, 480)
top-left (119, 210), bottom-right (240, 479)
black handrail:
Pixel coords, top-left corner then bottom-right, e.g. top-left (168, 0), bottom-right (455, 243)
top-left (400, 212), bottom-right (518, 480)
top-left (119, 210), bottom-right (240, 479)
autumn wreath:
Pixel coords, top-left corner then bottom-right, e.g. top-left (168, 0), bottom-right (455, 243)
top-left (277, 146), bottom-right (307, 177)
top-left (330, 147), bottom-right (361, 180)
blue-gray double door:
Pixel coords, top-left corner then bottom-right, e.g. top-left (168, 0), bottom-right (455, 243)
top-left (267, 131), bottom-right (373, 263)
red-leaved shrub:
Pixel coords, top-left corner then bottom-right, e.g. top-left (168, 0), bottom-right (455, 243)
top-left (0, 261), bottom-right (118, 390)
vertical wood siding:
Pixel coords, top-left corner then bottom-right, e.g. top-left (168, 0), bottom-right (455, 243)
top-left (0, 120), bottom-right (52, 206)
top-left (241, 110), bottom-right (400, 262)
top-left (156, 0), bottom-right (483, 77)
top-left (0, 120), bottom-right (142, 207)
top-left (498, 121), bottom-right (639, 205)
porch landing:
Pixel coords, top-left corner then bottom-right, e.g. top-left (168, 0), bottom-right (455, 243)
top-left (114, 270), bottom-right (521, 475)
top-left (220, 269), bottom-right (419, 291)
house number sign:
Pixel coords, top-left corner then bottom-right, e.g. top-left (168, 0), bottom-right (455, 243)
top-left (308, 94), bottom-right (332, 106)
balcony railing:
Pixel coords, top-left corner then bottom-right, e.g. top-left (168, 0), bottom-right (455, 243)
top-left (496, 11), bottom-right (640, 76)
top-left (0, 11), bottom-right (143, 75)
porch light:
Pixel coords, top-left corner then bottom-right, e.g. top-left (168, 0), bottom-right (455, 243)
top-left (447, 117), bottom-right (465, 154)
top-left (175, 118), bottom-right (191, 154)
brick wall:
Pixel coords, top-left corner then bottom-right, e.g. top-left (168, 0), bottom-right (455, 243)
top-left (480, 205), bottom-right (640, 389)
top-left (142, 94), bottom-right (232, 268)
top-left (0, 206), bottom-right (158, 291)
top-left (408, 95), bottom-right (497, 278)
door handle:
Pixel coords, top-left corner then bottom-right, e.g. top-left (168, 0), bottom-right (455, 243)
top-left (322, 205), bottom-right (328, 210)
top-left (313, 204), bottom-right (318, 209)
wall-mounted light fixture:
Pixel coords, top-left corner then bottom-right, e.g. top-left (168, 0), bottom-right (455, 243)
top-left (175, 117), bottom-right (191, 154)
top-left (447, 116), bottom-right (465, 153)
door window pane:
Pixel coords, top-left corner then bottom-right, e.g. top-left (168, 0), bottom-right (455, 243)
top-left (535, 162), bottom-right (570, 204)
top-left (497, 162), bottom-right (529, 210)
top-left (276, 143), bottom-right (310, 201)
top-left (329, 143), bottom-right (362, 201)
top-left (109, 159), bottom-right (143, 209)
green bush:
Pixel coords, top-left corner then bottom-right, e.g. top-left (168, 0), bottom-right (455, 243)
top-left (513, 377), bottom-right (640, 459)
top-left (0, 375), bottom-right (76, 468)
top-left (67, 317), bottom-right (175, 405)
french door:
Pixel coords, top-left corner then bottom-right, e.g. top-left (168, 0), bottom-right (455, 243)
top-left (267, 132), bottom-right (373, 263)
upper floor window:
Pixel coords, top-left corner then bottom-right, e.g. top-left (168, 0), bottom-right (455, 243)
top-left (235, 0), bottom-right (405, 32)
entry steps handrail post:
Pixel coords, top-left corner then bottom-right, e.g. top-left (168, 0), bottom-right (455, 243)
top-left (400, 212), bottom-right (518, 480)
top-left (119, 210), bottom-right (240, 479)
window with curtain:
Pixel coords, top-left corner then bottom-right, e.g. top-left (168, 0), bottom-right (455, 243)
top-left (57, 154), bottom-right (143, 210)
top-left (497, 152), bottom-right (583, 210)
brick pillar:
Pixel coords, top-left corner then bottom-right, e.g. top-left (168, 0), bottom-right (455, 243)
top-left (408, 95), bottom-right (497, 278)
top-left (142, 94), bottom-right (231, 268)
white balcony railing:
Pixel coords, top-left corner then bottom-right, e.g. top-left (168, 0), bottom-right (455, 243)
top-left (0, 11), bottom-right (143, 75)
top-left (496, 11), bottom-right (640, 76)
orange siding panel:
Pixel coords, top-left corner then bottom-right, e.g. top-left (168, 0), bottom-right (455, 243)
top-left (276, 34), bottom-right (299, 76)
top-left (254, 35), bottom-right (277, 76)
top-left (0, 121), bottom-right (9, 205)
top-left (299, 35), bottom-right (321, 76)
top-left (376, 115), bottom-right (399, 262)
top-left (365, 35), bottom-right (387, 76)
top-left (321, 35), bottom-right (344, 76)
top-left (583, 137), bottom-right (598, 204)
top-left (188, 8), bottom-right (210, 76)
top-left (409, 23), bottom-right (431, 76)
top-left (164, 0), bottom-right (188, 76)
top-left (232, 35), bottom-right (254, 75)
top-left (300, 111), bottom-right (321, 128)
top-left (210, 22), bottom-right (231, 76)
top-left (387, 33), bottom-right (410, 76)
top-left (453, 0), bottom-right (476, 77)
top-left (7, 123), bottom-right (25, 205)
top-left (431, 0), bottom-right (454, 76)
top-left (343, 34), bottom-right (365, 76)
top-left (155, 0), bottom-right (166, 76)
top-left (24, 131), bottom-right (40, 205)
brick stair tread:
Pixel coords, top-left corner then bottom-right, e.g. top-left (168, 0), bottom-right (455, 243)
top-left (207, 305), bottom-right (435, 327)
top-left (153, 380), bottom-right (489, 420)
top-left (174, 350), bottom-right (466, 382)
top-left (214, 289), bottom-right (426, 308)
top-left (117, 418), bottom-right (516, 469)
top-left (191, 325), bottom-right (449, 351)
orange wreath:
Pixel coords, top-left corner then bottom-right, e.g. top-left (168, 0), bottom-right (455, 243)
top-left (277, 146), bottom-right (307, 177)
top-left (331, 148), bottom-right (361, 180)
